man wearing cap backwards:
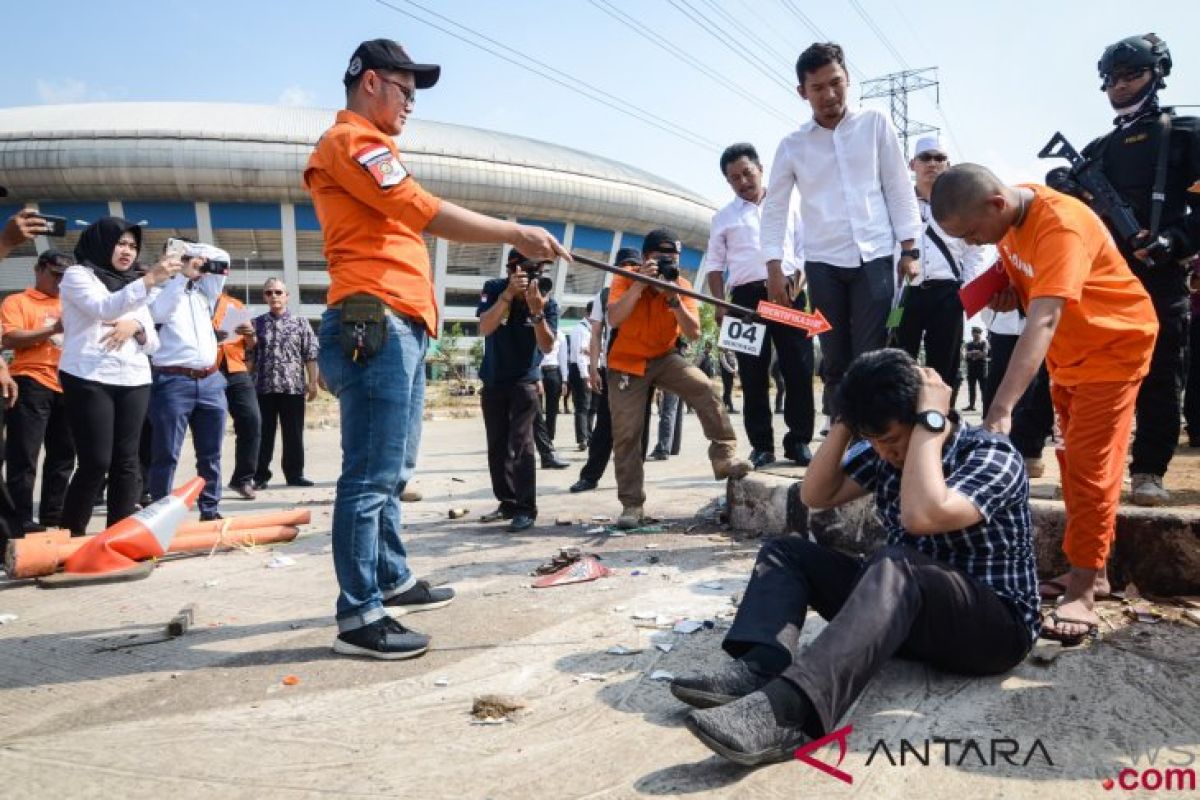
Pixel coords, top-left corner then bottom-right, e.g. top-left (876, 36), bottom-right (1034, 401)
top-left (896, 135), bottom-right (994, 390)
top-left (476, 250), bottom-right (560, 533)
top-left (2, 250), bottom-right (74, 533)
top-left (305, 39), bottom-right (567, 659)
top-left (1053, 33), bottom-right (1200, 508)
top-left (606, 229), bottom-right (750, 529)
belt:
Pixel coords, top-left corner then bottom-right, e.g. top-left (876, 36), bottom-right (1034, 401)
top-left (329, 298), bottom-right (420, 327)
top-left (156, 363), bottom-right (220, 379)
top-left (915, 279), bottom-right (960, 288)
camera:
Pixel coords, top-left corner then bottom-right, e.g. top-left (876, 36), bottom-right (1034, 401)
top-left (655, 257), bottom-right (680, 283)
top-left (520, 261), bottom-right (554, 295)
top-left (165, 238), bottom-right (231, 275)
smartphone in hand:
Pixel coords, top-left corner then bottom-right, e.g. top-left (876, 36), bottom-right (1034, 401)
top-left (36, 214), bottom-right (67, 237)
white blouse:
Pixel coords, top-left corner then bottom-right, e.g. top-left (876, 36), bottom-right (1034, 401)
top-left (58, 265), bottom-right (161, 387)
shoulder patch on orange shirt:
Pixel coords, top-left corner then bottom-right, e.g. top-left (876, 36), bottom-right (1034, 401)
top-left (354, 144), bottom-right (409, 188)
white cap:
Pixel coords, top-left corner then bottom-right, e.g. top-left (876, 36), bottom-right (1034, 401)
top-left (913, 134), bottom-right (947, 158)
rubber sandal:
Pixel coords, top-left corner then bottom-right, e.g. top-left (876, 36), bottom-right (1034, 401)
top-left (1040, 611), bottom-right (1100, 647)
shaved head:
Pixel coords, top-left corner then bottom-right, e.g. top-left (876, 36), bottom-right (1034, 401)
top-left (930, 163), bottom-right (1004, 224)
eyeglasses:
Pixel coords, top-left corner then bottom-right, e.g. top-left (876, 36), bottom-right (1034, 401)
top-left (263, 289), bottom-right (285, 296)
top-left (377, 75), bottom-right (416, 107)
top-left (916, 153), bottom-right (948, 163)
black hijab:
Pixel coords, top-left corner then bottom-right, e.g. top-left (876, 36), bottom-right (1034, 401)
top-left (74, 217), bottom-right (144, 292)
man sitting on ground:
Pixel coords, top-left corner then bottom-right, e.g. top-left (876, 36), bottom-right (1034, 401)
top-left (674, 349), bottom-right (1039, 766)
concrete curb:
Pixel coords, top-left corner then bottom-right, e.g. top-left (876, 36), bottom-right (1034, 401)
top-left (728, 473), bottom-right (1200, 595)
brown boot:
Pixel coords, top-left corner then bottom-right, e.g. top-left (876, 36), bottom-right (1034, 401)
top-left (713, 458), bottom-right (752, 481)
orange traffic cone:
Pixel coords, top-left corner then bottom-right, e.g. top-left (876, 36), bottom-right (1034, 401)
top-left (41, 477), bottom-right (205, 587)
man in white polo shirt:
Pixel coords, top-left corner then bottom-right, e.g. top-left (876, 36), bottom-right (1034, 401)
top-left (566, 308), bottom-right (594, 450)
top-left (706, 142), bottom-right (813, 468)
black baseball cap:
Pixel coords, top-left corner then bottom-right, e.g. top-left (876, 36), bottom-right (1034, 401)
top-left (344, 39), bottom-right (441, 89)
top-left (36, 249), bottom-right (74, 273)
top-left (642, 228), bottom-right (682, 256)
top-left (615, 247), bottom-right (641, 265)
top-left (0, 185), bottom-right (7, 198)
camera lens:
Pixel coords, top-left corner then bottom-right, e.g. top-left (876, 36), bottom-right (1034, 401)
top-left (537, 276), bottom-right (554, 295)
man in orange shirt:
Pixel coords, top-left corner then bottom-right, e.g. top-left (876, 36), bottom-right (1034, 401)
top-left (932, 164), bottom-right (1158, 644)
top-left (213, 292), bottom-right (261, 500)
top-left (2, 250), bottom-right (75, 533)
top-left (304, 39), bottom-right (566, 659)
top-left (607, 229), bottom-right (749, 529)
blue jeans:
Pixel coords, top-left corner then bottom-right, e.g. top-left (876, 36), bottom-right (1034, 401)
top-left (148, 371), bottom-right (227, 517)
top-left (319, 308), bottom-right (426, 632)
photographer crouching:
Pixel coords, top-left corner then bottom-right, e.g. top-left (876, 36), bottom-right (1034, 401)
top-left (147, 239), bottom-right (230, 522)
top-left (477, 249), bottom-right (560, 532)
top-left (607, 229), bottom-right (749, 529)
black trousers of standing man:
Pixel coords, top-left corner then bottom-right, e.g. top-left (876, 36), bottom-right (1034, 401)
top-left (481, 381), bottom-right (539, 518)
top-left (567, 363), bottom-right (592, 447)
top-left (724, 536), bottom-right (1031, 738)
top-left (255, 392), bottom-right (306, 486)
top-left (540, 365), bottom-right (563, 442)
top-left (224, 371), bottom-right (262, 488)
top-left (5, 376), bottom-right (74, 529)
top-left (896, 280), bottom-right (964, 388)
top-left (728, 283), bottom-right (814, 459)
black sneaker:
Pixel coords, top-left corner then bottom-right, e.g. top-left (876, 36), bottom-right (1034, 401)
top-left (784, 443), bottom-right (813, 467)
top-left (507, 514), bottom-right (535, 532)
top-left (287, 477), bottom-right (315, 487)
top-left (333, 616), bottom-right (430, 660)
top-left (199, 511), bottom-right (223, 522)
top-left (383, 579), bottom-right (456, 617)
top-left (670, 660), bottom-right (770, 709)
top-left (749, 449), bottom-right (775, 469)
top-left (569, 478), bottom-right (598, 493)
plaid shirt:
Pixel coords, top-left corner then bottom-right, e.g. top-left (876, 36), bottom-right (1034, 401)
top-left (843, 423), bottom-right (1040, 642)
top-left (251, 311), bottom-right (318, 395)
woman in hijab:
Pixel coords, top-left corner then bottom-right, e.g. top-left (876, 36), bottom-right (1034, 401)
top-left (57, 217), bottom-right (180, 535)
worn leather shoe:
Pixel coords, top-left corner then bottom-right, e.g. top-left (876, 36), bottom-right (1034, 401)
top-left (785, 443), bottom-right (813, 467)
top-left (507, 514), bottom-right (536, 532)
top-left (229, 481), bottom-right (257, 500)
top-left (749, 449), bottom-right (775, 469)
top-left (685, 690), bottom-right (809, 767)
top-left (569, 478), bottom-right (598, 493)
top-left (287, 477), bottom-right (315, 487)
top-left (480, 507), bottom-right (513, 523)
top-left (541, 453), bottom-right (570, 469)
top-left (670, 661), bottom-right (770, 709)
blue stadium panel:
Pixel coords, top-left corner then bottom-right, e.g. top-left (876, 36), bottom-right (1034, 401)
top-left (210, 202), bottom-right (282, 230)
top-left (517, 218), bottom-right (566, 243)
top-left (39, 202), bottom-right (110, 230)
top-left (572, 225), bottom-right (613, 253)
top-left (681, 247), bottom-right (703, 268)
top-left (294, 204), bottom-right (321, 231)
top-left (123, 201), bottom-right (197, 229)
top-left (620, 232), bottom-right (645, 254)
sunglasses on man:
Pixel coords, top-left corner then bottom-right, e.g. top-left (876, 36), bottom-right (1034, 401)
top-left (264, 289), bottom-right (286, 296)
top-left (916, 152), bottom-right (948, 163)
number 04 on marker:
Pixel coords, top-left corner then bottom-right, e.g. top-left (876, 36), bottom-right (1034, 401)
top-left (718, 316), bottom-right (767, 356)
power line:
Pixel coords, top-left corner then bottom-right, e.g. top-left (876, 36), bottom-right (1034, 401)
top-left (695, 0), bottom-right (794, 71)
top-left (371, 0), bottom-right (720, 150)
top-left (666, 0), bottom-right (798, 98)
top-left (588, 0), bottom-right (794, 126)
top-left (860, 68), bottom-right (939, 156)
top-left (847, 0), bottom-right (910, 70)
top-left (775, 0), bottom-right (866, 79)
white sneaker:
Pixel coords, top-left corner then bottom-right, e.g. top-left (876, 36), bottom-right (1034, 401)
top-left (1131, 473), bottom-right (1169, 507)
top-left (1025, 457), bottom-right (1045, 479)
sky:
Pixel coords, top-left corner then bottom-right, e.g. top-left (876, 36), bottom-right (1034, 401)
top-left (3, 0), bottom-right (1199, 207)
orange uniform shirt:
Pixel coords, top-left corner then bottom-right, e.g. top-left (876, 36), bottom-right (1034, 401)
top-left (607, 275), bottom-right (698, 376)
top-left (0, 288), bottom-right (63, 392)
top-left (999, 184), bottom-right (1157, 386)
top-left (213, 294), bottom-right (249, 374)
top-left (303, 110), bottom-right (443, 335)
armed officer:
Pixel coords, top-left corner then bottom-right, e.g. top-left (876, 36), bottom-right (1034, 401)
top-left (1061, 34), bottom-right (1200, 507)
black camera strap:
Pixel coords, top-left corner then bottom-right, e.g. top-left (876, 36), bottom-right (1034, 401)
top-left (924, 225), bottom-right (962, 282)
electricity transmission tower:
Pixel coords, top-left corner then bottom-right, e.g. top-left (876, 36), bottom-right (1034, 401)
top-left (860, 67), bottom-right (940, 156)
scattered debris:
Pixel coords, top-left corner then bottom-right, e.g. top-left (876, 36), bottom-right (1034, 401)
top-left (434, 677), bottom-right (450, 687)
top-left (644, 544), bottom-right (658, 550)
top-left (606, 645), bottom-right (641, 655)
top-left (585, 526), bottom-right (607, 535)
top-left (533, 548), bottom-right (584, 576)
top-left (611, 605), bottom-right (627, 613)
top-left (608, 531), bottom-right (626, 538)
top-left (554, 515), bottom-right (573, 526)
top-left (448, 508), bottom-right (469, 520)
top-left (672, 619), bottom-right (711, 635)
top-left (647, 555), bottom-right (660, 564)
top-left (282, 675), bottom-right (301, 686)
top-left (203, 580), bottom-right (221, 588)
top-left (649, 670), bottom-right (675, 682)
top-left (167, 603), bottom-right (196, 638)
top-left (0, 613), bottom-right (18, 625)
top-left (702, 581), bottom-right (723, 590)
top-left (1184, 610), bottom-right (1200, 626)
top-left (630, 569), bottom-right (645, 576)
top-left (632, 612), bottom-right (674, 629)
top-left (1126, 604), bottom-right (1163, 624)
top-left (265, 554), bottom-right (295, 569)
top-left (655, 642), bottom-right (674, 654)
top-left (1030, 640), bottom-right (1062, 664)
top-left (471, 694), bottom-right (526, 723)
top-left (592, 516), bottom-right (612, 523)
top-left (531, 551), bottom-right (612, 589)
top-left (573, 672), bottom-right (609, 683)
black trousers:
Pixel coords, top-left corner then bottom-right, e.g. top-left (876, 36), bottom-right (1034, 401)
top-left (1185, 313), bottom-right (1200, 444)
top-left (806, 257), bottom-right (894, 414)
top-left (59, 372), bottom-right (151, 535)
top-left (255, 392), bottom-right (306, 485)
top-left (578, 368), bottom-right (653, 484)
top-left (541, 366), bottom-right (562, 441)
top-left (720, 365), bottom-right (736, 410)
top-left (481, 381), bottom-right (539, 517)
top-left (1008, 364), bottom-right (1055, 460)
top-left (224, 372), bottom-right (262, 486)
top-left (729, 283), bottom-right (815, 456)
top-left (1130, 300), bottom-right (1186, 476)
top-left (966, 364), bottom-right (987, 409)
top-left (896, 280), bottom-right (964, 388)
top-left (5, 376), bottom-right (74, 528)
top-left (567, 363), bottom-right (592, 446)
top-left (725, 537), bottom-right (1031, 737)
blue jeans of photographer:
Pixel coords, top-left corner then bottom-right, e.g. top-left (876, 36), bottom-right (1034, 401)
top-left (318, 307), bottom-right (425, 632)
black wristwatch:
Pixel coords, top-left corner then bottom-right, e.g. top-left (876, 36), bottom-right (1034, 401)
top-left (529, 313), bottom-right (545, 324)
top-left (901, 248), bottom-right (920, 260)
top-left (916, 409), bottom-right (946, 433)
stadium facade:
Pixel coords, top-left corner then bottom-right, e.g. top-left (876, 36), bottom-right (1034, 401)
top-left (0, 102), bottom-right (717, 334)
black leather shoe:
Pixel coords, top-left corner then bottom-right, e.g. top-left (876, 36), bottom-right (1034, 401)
top-left (199, 511), bottom-right (223, 522)
top-left (541, 453), bottom-right (570, 469)
top-left (287, 477), bottom-right (315, 487)
top-left (229, 481), bottom-right (257, 500)
top-left (648, 448), bottom-right (668, 461)
top-left (506, 514), bottom-right (536, 532)
top-left (480, 507), bottom-right (513, 523)
top-left (253, 480), bottom-right (269, 491)
top-left (569, 478), bottom-right (597, 493)
top-left (749, 449), bottom-right (775, 469)
top-left (785, 443), bottom-right (813, 467)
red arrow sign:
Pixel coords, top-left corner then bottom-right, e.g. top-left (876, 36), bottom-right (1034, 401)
top-left (793, 724), bottom-right (854, 784)
top-left (755, 301), bottom-right (832, 337)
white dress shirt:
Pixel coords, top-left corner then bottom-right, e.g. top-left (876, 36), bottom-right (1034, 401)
top-left (542, 328), bottom-right (568, 379)
top-left (589, 292), bottom-right (607, 369)
top-left (706, 191), bottom-right (804, 289)
top-left (914, 196), bottom-right (995, 285)
top-left (987, 309), bottom-right (1025, 336)
top-left (58, 265), bottom-right (161, 387)
top-left (568, 318), bottom-right (592, 367)
top-left (761, 107), bottom-right (922, 267)
top-left (150, 273), bottom-right (226, 369)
